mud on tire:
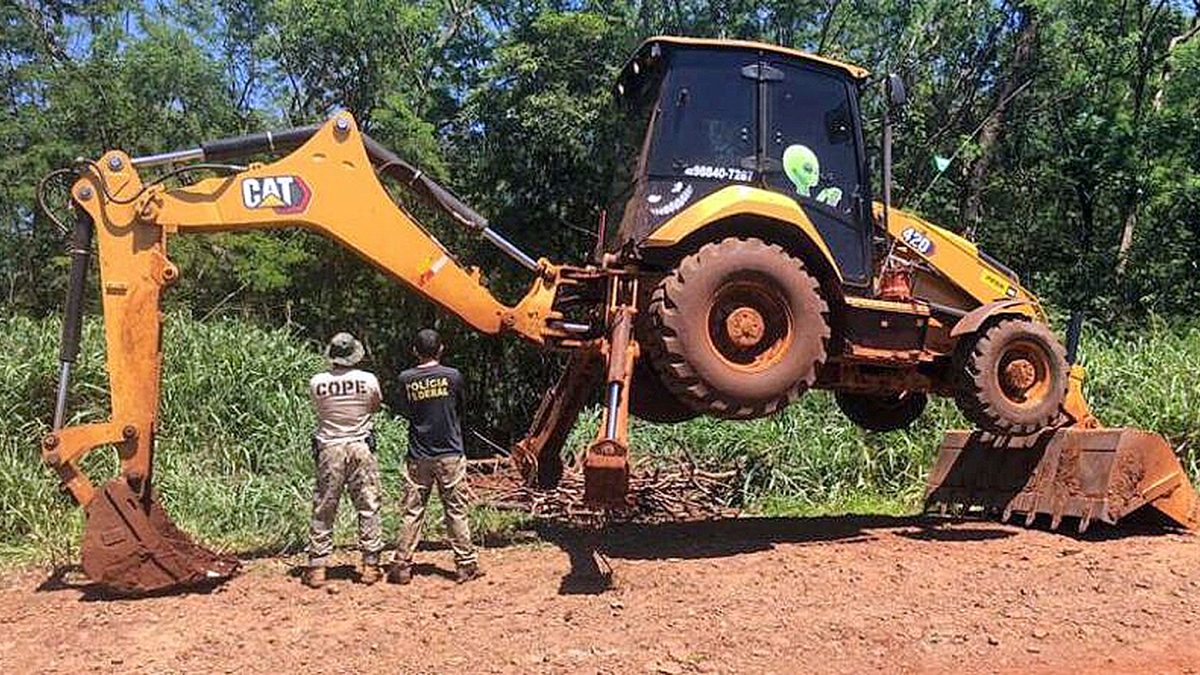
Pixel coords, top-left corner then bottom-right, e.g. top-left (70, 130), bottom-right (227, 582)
top-left (835, 391), bottom-right (928, 432)
top-left (953, 317), bottom-right (1068, 436)
top-left (644, 237), bottom-right (830, 419)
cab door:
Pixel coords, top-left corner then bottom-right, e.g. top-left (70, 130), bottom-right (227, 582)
top-left (759, 60), bottom-right (872, 286)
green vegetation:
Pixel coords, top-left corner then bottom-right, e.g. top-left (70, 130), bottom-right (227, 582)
top-left (3, 314), bottom-right (1197, 565)
top-left (0, 313), bottom-right (535, 565)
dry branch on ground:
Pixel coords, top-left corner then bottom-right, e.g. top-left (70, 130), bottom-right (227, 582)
top-left (468, 457), bottom-right (740, 525)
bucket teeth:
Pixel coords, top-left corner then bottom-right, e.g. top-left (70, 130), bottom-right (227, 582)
top-left (926, 427), bottom-right (1199, 533)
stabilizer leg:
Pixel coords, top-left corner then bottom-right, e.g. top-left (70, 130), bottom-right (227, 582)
top-left (582, 278), bottom-right (640, 505)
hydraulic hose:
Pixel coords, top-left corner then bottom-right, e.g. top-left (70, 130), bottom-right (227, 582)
top-left (360, 135), bottom-right (487, 230)
top-left (360, 135), bottom-right (539, 271)
top-left (132, 122), bottom-right (539, 271)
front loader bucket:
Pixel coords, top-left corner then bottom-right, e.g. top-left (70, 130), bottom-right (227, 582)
top-left (927, 427), bottom-right (1199, 532)
top-left (80, 479), bottom-right (239, 595)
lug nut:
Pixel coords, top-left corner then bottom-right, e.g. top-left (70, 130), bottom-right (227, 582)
top-left (335, 117), bottom-right (350, 133)
top-left (77, 186), bottom-right (93, 201)
top-left (108, 156), bottom-right (123, 171)
top-left (122, 425), bottom-right (138, 439)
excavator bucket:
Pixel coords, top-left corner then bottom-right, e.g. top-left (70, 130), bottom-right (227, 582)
top-left (80, 479), bottom-right (239, 595)
top-left (927, 427), bottom-right (1199, 532)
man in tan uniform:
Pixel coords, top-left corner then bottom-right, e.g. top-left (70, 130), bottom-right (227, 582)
top-left (387, 328), bottom-right (483, 584)
top-left (303, 332), bottom-right (384, 588)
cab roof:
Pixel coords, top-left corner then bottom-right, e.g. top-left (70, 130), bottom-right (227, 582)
top-left (621, 36), bottom-right (871, 83)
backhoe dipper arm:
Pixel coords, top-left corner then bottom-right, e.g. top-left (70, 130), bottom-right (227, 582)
top-left (43, 113), bottom-right (574, 510)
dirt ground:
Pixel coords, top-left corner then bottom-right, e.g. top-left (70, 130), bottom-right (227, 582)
top-left (2, 516), bottom-right (1198, 674)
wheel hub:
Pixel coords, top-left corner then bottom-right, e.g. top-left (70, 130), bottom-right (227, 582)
top-left (707, 280), bottom-right (793, 372)
top-left (725, 306), bottom-right (766, 348)
top-left (1002, 358), bottom-right (1037, 395)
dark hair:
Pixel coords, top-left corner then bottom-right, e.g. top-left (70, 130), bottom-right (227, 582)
top-left (413, 328), bottom-right (442, 359)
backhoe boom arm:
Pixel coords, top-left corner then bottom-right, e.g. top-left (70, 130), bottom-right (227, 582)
top-left (46, 113), bottom-right (578, 513)
top-left (39, 113), bottom-right (595, 594)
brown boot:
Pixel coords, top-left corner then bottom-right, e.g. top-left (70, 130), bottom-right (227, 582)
top-left (455, 562), bottom-right (485, 584)
top-left (359, 562), bottom-right (381, 585)
top-left (301, 566), bottom-right (326, 589)
top-left (386, 563), bottom-right (412, 585)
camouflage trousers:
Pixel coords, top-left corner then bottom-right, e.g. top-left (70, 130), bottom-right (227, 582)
top-left (396, 454), bottom-right (476, 568)
top-left (308, 439), bottom-right (383, 567)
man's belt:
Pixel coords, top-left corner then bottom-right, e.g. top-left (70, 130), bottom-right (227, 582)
top-left (311, 432), bottom-right (377, 452)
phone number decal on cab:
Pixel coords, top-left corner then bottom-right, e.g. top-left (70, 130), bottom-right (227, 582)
top-left (684, 165), bottom-right (755, 182)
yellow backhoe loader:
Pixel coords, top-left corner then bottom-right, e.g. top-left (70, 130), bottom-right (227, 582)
top-left (39, 37), bottom-right (1197, 595)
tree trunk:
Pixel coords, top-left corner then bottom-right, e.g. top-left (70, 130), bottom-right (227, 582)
top-left (1114, 3), bottom-right (1193, 276)
top-left (960, 5), bottom-right (1038, 238)
top-left (1117, 15), bottom-right (1200, 276)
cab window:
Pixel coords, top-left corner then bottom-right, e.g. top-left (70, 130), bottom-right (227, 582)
top-left (646, 49), bottom-right (756, 180)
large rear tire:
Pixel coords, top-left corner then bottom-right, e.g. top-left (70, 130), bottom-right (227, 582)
top-left (645, 237), bottom-right (830, 419)
top-left (953, 317), bottom-right (1068, 436)
top-left (835, 391), bottom-right (928, 432)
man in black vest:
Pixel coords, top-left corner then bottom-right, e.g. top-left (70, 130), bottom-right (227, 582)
top-left (387, 328), bottom-right (484, 584)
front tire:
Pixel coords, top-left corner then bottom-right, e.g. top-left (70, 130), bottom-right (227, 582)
top-left (953, 317), bottom-right (1068, 435)
top-left (644, 237), bottom-right (830, 419)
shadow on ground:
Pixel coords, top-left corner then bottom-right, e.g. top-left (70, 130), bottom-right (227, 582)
top-left (35, 564), bottom-right (228, 602)
top-left (532, 513), bottom-right (1020, 595)
top-left (539, 513), bottom-right (1020, 561)
top-left (33, 511), bottom-right (1185, 601)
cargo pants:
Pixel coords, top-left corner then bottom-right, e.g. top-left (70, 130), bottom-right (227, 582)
top-left (395, 454), bottom-right (477, 568)
top-left (308, 439), bottom-right (383, 567)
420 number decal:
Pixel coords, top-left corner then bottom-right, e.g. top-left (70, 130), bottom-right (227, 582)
top-left (900, 226), bottom-right (935, 256)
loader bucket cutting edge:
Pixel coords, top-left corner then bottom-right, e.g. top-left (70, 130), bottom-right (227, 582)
top-left (80, 479), bottom-right (240, 595)
top-left (926, 427), bottom-right (1199, 532)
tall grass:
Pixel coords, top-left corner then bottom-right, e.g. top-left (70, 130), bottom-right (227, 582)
top-left (0, 315), bottom-right (413, 566)
top-left (1079, 318), bottom-right (1200, 477)
top-left (2, 314), bottom-right (1198, 564)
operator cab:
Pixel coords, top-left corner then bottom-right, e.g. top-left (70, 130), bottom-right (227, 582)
top-left (609, 37), bottom-right (874, 287)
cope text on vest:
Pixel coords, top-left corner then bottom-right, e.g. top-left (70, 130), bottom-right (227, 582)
top-left (406, 377), bottom-right (449, 401)
top-left (315, 380), bottom-right (368, 397)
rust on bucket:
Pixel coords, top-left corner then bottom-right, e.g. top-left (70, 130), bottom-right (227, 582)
top-left (80, 479), bottom-right (240, 595)
top-left (927, 427), bottom-right (1198, 532)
